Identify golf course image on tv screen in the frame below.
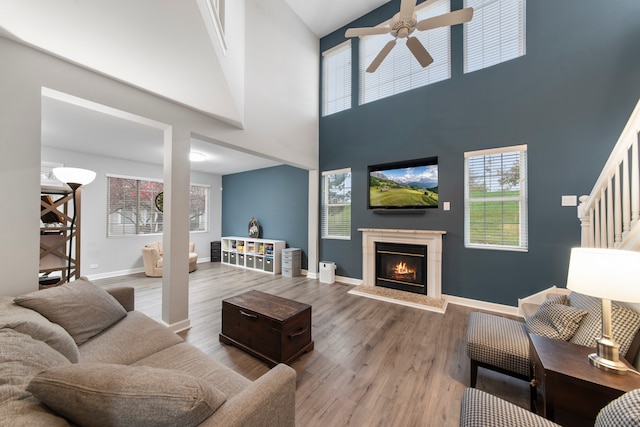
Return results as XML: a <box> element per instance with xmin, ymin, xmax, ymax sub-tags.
<box><xmin>368</xmin><ymin>157</ymin><xmax>438</xmax><ymax>210</ymax></box>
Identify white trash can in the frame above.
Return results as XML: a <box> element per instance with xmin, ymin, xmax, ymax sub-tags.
<box><xmin>319</xmin><ymin>261</ymin><xmax>336</xmax><ymax>284</ymax></box>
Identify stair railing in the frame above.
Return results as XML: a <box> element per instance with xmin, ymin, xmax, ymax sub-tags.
<box><xmin>578</xmin><ymin>99</ymin><xmax>640</xmax><ymax>250</ymax></box>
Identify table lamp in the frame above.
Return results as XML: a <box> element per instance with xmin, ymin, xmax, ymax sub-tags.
<box><xmin>566</xmin><ymin>247</ymin><xmax>640</xmax><ymax>374</ymax></box>
<box><xmin>52</xmin><ymin>167</ymin><xmax>96</xmax><ymax>282</ymax></box>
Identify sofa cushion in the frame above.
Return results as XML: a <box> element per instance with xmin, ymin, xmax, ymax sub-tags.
<box><xmin>0</xmin><ymin>297</ymin><xmax>79</xmax><ymax>363</ymax></box>
<box><xmin>569</xmin><ymin>292</ymin><xmax>640</xmax><ymax>356</ymax></box>
<box><xmin>79</xmin><ymin>311</ymin><xmax>183</xmax><ymax>364</ymax></box>
<box><xmin>0</xmin><ymin>328</ymin><xmax>71</xmax><ymax>426</ymax></box>
<box><xmin>14</xmin><ymin>277</ymin><xmax>127</xmax><ymax>345</ymax></box>
<box><xmin>459</xmin><ymin>387</ymin><xmax>560</xmax><ymax>427</ymax></box>
<box><xmin>28</xmin><ymin>363</ymin><xmax>226</xmax><ymax>427</ymax></box>
<box><xmin>595</xmin><ymin>389</ymin><xmax>640</xmax><ymax>426</ymax></box>
<box><xmin>133</xmin><ymin>342</ymin><xmax>251</xmax><ymax>397</ymax></box>
<box><xmin>526</xmin><ymin>297</ymin><xmax>587</xmax><ymax>341</ymax></box>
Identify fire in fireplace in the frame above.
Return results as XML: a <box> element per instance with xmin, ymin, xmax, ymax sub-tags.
<box><xmin>375</xmin><ymin>242</ymin><xmax>427</xmax><ymax>295</ymax></box>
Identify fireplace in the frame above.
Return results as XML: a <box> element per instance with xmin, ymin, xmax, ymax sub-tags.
<box><xmin>359</xmin><ymin>228</ymin><xmax>446</xmax><ymax>301</ymax></box>
<box><xmin>375</xmin><ymin>243</ymin><xmax>427</xmax><ymax>295</ymax></box>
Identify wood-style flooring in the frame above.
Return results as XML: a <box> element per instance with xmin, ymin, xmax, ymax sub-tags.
<box><xmin>95</xmin><ymin>262</ymin><xmax>529</xmax><ymax>427</ymax></box>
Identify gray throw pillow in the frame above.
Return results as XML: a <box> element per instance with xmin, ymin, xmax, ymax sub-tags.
<box><xmin>526</xmin><ymin>298</ymin><xmax>588</xmax><ymax>341</ymax></box>
<box><xmin>569</xmin><ymin>292</ymin><xmax>640</xmax><ymax>356</ymax></box>
<box><xmin>0</xmin><ymin>297</ymin><xmax>79</xmax><ymax>362</ymax></box>
<box><xmin>27</xmin><ymin>363</ymin><xmax>227</xmax><ymax>427</ymax></box>
<box><xmin>14</xmin><ymin>277</ymin><xmax>127</xmax><ymax>345</ymax></box>
<box><xmin>0</xmin><ymin>328</ymin><xmax>71</xmax><ymax>425</ymax></box>
<box><xmin>595</xmin><ymin>389</ymin><xmax>640</xmax><ymax>426</ymax></box>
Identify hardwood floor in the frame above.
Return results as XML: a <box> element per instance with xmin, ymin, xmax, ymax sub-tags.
<box><xmin>95</xmin><ymin>262</ymin><xmax>529</xmax><ymax>426</ymax></box>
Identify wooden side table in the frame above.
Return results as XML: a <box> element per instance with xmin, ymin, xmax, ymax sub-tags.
<box><xmin>530</xmin><ymin>333</ymin><xmax>640</xmax><ymax>426</ymax></box>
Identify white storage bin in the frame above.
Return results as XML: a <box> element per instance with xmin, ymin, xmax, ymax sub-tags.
<box><xmin>319</xmin><ymin>261</ymin><xmax>336</xmax><ymax>284</ymax></box>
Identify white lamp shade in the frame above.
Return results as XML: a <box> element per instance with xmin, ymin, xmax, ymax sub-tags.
<box><xmin>566</xmin><ymin>247</ymin><xmax>640</xmax><ymax>303</ymax></box>
<box><xmin>52</xmin><ymin>167</ymin><xmax>96</xmax><ymax>186</ymax></box>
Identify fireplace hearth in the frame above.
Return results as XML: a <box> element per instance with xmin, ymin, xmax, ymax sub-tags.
<box><xmin>375</xmin><ymin>242</ymin><xmax>427</xmax><ymax>295</ymax></box>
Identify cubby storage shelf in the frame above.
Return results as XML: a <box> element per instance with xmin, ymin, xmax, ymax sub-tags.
<box><xmin>221</xmin><ymin>237</ymin><xmax>286</xmax><ymax>274</ymax></box>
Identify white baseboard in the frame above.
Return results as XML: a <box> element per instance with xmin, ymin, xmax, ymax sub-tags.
<box><xmin>444</xmin><ymin>295</ymin><xmax>519</xmax><ymax>317</ymax></box>
<box><xmin>161</xmin><ymin>318</ymin><xmax>191</xmax><ymax>333</ymax></box>
<box><xmin>85</xmin><ymin>267</ymin><xmax>145</xmax><ymax>281</ymax></box>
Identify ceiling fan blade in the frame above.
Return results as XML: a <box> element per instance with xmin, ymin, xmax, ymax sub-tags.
<box><xmin>345</xmin><ymin>26</ymin><xmax>391</xmax><ymax>38</ymax></box>
<box><xmin>416</xmin><ymin>7</ymin><xmax>474</xmax><ymax>32</ymax></box>
<box><xmin>406</xmin><ymin>37</ymin><xmax>434</xmax><ymax>68</ymax></box>
<box><xmin>366</xmin><ymin>40</ymin><xmax>397</xmax><ymax>73</ymax></box>
<box><xmin>399</xmin><ymin>0</ymin><xmax>417</xmax><ymax>21</ymax></box>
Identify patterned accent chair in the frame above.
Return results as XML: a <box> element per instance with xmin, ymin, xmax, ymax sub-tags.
<box><xmin>459</xmin><ymin>387</ymin><xmax>640</xmax><ymax>427</ymax></box>
<box><xmin>466</xmin><ymin>292</ymin><xmax>640</xmax><ymax>406</ymax></box>
<box><xmin>141</xmin><ymin>242</ymin><xmax>198</xmax><ymax>277</ymax></box>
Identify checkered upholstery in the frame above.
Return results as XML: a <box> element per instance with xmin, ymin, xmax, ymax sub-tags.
<box><xmin>568</xmin><ymin>292</ymin><xmax>640</xmax><ymax>356</ymax></box>
<box><xmin>459</xmin><ymin>388</ymin><xmax>560</xmax><ymax>427</ymax></box>
<box><xmin>467</xmin><ymin>312</ymin><xmax>531</xmax><ymax>378</ymax></box>
<box><xmin>595</xmin><ymin>389</ymin><xmax>640</xmax><ymax>426</ymax></box>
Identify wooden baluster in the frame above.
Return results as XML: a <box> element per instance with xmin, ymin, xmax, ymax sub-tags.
<box><xmin>594</xmin><ymin>198</ymin><xmax>601</xmax><ymax>248</ymax></box>
<box><xmin>607</xmin><ymin>176</ymin><xmax>614</xmax><ymax>248</ymax></box>
<box><xmin>614</xmin><ymin>164</ymin><xmax>622</xmax><ymax>247</ymax></box>
<box><xmin>622</xmin><ymin>153</ymin><xmax>631</xmax><ymax>240</ymax></box>
<box><xmin>632</xmin><ymin>138</ymin><xmax>639</xmax><ymax>227</ymax></box>
<box><xmin>600</xmin><ymin>189</ymin><xmax>608</xmax><ymax>248</ymax></box>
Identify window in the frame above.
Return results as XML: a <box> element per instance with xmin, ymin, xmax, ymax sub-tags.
<box><xmin>107</xmin><ymin>175</ymin><xmax>209</xmax><ymax>237</ymax></box>
<box><xmin>322</xmin><ymin>41</ymin><xmax>352</xmax><ymax>116</ymax></box>
<box><xmin>464</xmin><ymin>145</ymin><xmax>528</xmax><ymax>251</ymax></box>
<box><xmin>464</xmin><ymin>0</ymin><xmax>526</xmax><ymax>73</ymax></box>
<box><xmin>360</xmin><ymin>0</ymin><xmax>451</xmax><ymax>105</ymax></box>
<box><xmin>321</xmin><ymin>168</ymin><xmax>352</xmax><ymax>239</ymax></box>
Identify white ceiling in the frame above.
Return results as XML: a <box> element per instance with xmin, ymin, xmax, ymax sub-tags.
<box><xmin>2</xmin><ymin>0</ymin><xmax>390</xmax><ymax>175</ymax></box>
<box><xmin>284</xmin><ymin>0</ymin><xmax>389</xmax><ymax>38</ymax></box>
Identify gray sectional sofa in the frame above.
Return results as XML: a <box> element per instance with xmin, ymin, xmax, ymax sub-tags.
<box><xmin>0</xmin><ymin>278</ymin><xmax>296</xmax><ymax>426</ymax></box>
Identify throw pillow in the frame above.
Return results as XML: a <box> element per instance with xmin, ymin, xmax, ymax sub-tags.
<box><xmin>0</xmin><ymin>297</ymin><xmax>79</xmax><ymax>363</ymax></box>
<box><xmin>569</xmin><ymin>292</ymin><xmax>640</xmax><ymax>356</ymax></box>
<box><xmin>0</xmin><ymin>328</ymin><xmax>71</xmax><ymax>426</ymax></box>
<box><xmin>526</xmin><ymin>298</ymin><xmax>588</xmax><ymax>341</ymax></box>
<box><xmin>595</xmin><ymin>389</ymin><xmax>640</xmax><ymax>427</ymax></box>
<box><xmin>14</xmin><ymin>277</ymin><xmax>127</xmax><ymax>345</ymax></box>
<box><xmin>27</xmin><ymin>363</ymin><xmax>227</xmax><ymax>427</ymax></box>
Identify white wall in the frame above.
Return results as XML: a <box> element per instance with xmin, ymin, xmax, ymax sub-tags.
<box><xmin>41</xmin><ymin>147</ymin><xmax>222</xmax><ymax>279</ymax></box>
<box><xmin>0</xmin><ymin>0</ymin><xmax>318</xmax><ymax>297</ymax></box>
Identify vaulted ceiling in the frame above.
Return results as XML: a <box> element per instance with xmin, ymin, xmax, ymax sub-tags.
<box><xmin>0</xmin><ymin>0</ymin><xmax>389</xmax><ymax>174</ymax></box>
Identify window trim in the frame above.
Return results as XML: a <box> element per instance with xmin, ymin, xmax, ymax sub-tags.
<box><xmin>322</xmin><ymin>40</ymin><xmax>352</xmax><ymax>117</ymax></box>
<box><xmin>106</xmin><ymin>174</ymin><xmax>210</xmax><ymax>237</ymax></box>
<box><xmin>321</xmin><ymin>168</ymin><xmax>352</xmax><ymax>240</ymax></box>
<box><xmin>463</xmin><ymin>0</ymin><xmax>527</xmax><ymax>74</ymax></box>
<box><xmin>358</xmin><ymin>0</ymin><xmax>451</xmax><ymax>106</ymax></box>
<box><xmin>464</xmin><ymin>144</ymin><xmax>528</xmax><ymax>252</ymax></box>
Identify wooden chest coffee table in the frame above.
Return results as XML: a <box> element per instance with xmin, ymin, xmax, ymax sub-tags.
<box><xmin>219</xmin><ymin>290</ymin><xmax>314</xmax><ymax>367</ymax></box>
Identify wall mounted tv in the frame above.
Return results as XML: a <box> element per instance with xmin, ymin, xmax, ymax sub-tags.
<box><xmin>368</xmin><ymin>157</ymin><xmax>438</xmax><ymax>210</ymax></box>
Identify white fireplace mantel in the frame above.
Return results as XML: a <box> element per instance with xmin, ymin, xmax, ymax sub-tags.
<box><xmin>359</xmin><ymin>228</ymin><xmax>446</xmax><ymax>299</ymax></box>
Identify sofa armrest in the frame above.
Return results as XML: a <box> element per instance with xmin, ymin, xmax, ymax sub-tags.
<box><xmin>199</xmin><ymin>363</ymin><xmax>296</xmax><ymax>427</ymax></box>
<box><xmin>106</xmin><ymin>286</ymin><xmax>135</xmax><ymax>312</ymax></box>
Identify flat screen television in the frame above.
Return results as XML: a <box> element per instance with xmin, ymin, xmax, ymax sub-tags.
<box><xmin>368</xmin><ymin>157</ymin><xmax>438</xmax><ymax>210</ymax></box>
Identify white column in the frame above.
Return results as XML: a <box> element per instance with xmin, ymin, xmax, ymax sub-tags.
<box><xmin>162</xmin><ymin>126</ymin><xmax>191</xmax><ymax>332</ymax></box>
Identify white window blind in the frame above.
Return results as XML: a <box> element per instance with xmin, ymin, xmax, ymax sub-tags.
<box><xmin>107</xmin><ymin>175</ymin><xmax>209</xmax><ymax>237</ymax></box>
<box><xmin>321</xmin><ymin>168</ymin><xmax>352</xmax><ymax>240</ymax></box>
<box><xmin>360</xmin><ymin>0</ymin><xmax>451</xmax><ymax>105</ymax></box>
<box><xmin>464</xmin><ymin>145</ymin><xmax>528</xmax><ymax>251</ymax></box>
<box><xmin>463</xmin><ymin>0</ymin><xmax>526</xmax><ymax>73</ymax></box>
<box><xmin>322</xmin><ymin>41</ymin><xmax>352</xmax><ymax>116</ymax></box>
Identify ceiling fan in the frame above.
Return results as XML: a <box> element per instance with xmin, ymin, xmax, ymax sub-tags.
<box><xmin>345</xmin><ymin>0</ymin><xmax>474</xmax><ymax>73</ymax></box>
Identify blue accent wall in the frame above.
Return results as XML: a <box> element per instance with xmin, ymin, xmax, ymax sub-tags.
<box><xmin>222</xmin><ymin>165</ymin><xmax>309</xmax><ymax>268</ymax></box>
<box><xmin>320</xmin><ymin>0</ymin><xmax>640</xmax><ymax>305</ymax></box>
